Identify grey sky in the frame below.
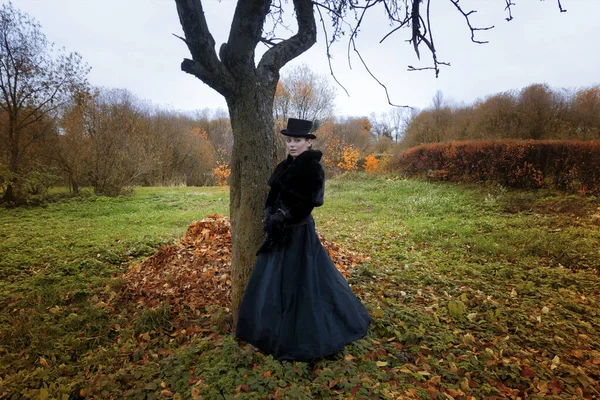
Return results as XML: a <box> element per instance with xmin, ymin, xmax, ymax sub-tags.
<box><xmin>12</xmin><ymin>0</ymin><xmax>600</xmax><ymax>117</ymax></box>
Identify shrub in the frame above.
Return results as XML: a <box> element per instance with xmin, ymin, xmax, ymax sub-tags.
<box><xmin>363</xmin><ymin>154</ymin><xmax>379</xmax><ymax>173</ymax></box>
<box><xmin>214</xmin><ymin>162</ymin><xmax>231</xmax><ymax>187</ymax></box>
<box><xmin>0</xmin><ymin>164</ymin><xmax>60</xmax><ymax>205</ymax></box>
<box><xmin>337</xmin><ymin>145</ymin><xmax>360</xmax><ymax>172</ymax></box>
<box><xmin>391</xmin><ymin>140</ymin><xmax>600</xmax><ymax>194</ymax></box>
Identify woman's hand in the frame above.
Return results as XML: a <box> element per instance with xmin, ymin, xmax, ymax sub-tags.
<box><xmin>263</xmin><ymin>208</ymin><xmax>273</xmax><ymax>233</ymax></box>
<box><xmin>268</xmin><ymin>211</ymin><xmax>285</xmax><ymax>234</ymax></box>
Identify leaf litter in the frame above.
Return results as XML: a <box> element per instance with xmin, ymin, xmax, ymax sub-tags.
<box><xmin>122</xmin><ymin>214</ymin><xmax>367</xmax><ymax>314</ymax></box>
<box><xmin>116</xmin><ymin>213</ymin><xmax>600</xmax><ymax>399</ymax></box>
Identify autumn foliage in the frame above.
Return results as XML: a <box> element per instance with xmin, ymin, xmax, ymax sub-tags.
<box><xmin>214</xmin><ymin>162</ymin><xmax>231</xmax><ymax>187</ymax></box>
<box><xmin>363</xmin><ymin>154</ymin><xmax>379</xmax><ymax>173</ymax></box>
<box><xmin>392</xmin><ymin>140</ymin><xmax>600</xmax><ymax>193</ymax></box>
<box><xmin>338</xmin><ymin>146</ymin><xmax>360</xmax><ymax>172</ymax></box>
<box><xmin>122</xmin><ymin>215</ymin><xmax>367</xmax><ymax>314</ymax></box>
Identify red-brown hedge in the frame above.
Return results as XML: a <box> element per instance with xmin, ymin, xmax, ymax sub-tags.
<box><xmin>392</xmin><ymin>140</ymin><xmax>600</xmax><ymax>194</ymax></box>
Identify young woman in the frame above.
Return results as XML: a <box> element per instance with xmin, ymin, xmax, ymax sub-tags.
<box><xmin>235</xmin><ymin>118</ymin><xmax>371</xmax><ymax>361</ymax></box>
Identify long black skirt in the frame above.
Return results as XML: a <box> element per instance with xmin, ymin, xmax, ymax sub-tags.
<box><xmin>235</xmin><ymin>216</ymin><xmax>371</xmax><ymax>361</ymax></box>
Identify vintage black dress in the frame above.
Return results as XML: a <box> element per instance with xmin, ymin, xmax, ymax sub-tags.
<box><xmin>235</xmin><ymin>150</ymin><xmax>371</xmax><ymax>361</ymax></box>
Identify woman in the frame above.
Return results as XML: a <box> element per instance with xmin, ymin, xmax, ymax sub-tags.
<box><xmin>235</xmin><ymin>118</ymin><xmax>371</xmax><ymax>361</ymax></box>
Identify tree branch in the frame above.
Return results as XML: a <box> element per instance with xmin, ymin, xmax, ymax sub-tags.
<box><xmin>174</xmin><ymin>0</ymin><xmax>233</xmax><ymax>96</ymax></box>
<box><xmin>315</xmin><ymin>4</ymin><xmax>350</xmax><ymax>97</ymax></box>
<box><xmin>447</xmin><ymin>0</ymin><xmax>494</xmax><ymax>45</ymax></box>
<box><xmin>557</xmin><ymin>0</ymin><xmax>567</xmax><ymax>13</ymax></box>
<box><xmin>504</xmin><ymin>1</ymin><xmax>515</xmax><ymax>22</ymax></box>
<box><xmin>257</xmin><ymin>0</ymin><xmax>317</xmax><ymax>83</ymax></box>
<box><xmin>223</xmin><ymin>0</ymin><xmax>271</xmax><ymax>68</ymax></box>
<box><xmin>350</xmin><ymin>36</ymin><xmax>410</xmax><ymax>108</ymax></box>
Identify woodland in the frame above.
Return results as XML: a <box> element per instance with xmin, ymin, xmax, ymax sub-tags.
<box><xmin>1</xmin><ymin>1</ymin><xmax>600</xmax><ymax>398</ymax></box>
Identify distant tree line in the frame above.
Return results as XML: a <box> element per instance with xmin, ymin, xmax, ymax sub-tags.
<box><xmin>401</xmin><ymin>85</ymin><xmax>600</xmax><ymax>149</ymax></box>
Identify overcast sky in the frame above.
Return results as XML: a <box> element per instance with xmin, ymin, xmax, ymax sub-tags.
<box><xmin>12</xmin><ymin>0</ymin><xmax>600</xmax><ymax>117</ymax></box>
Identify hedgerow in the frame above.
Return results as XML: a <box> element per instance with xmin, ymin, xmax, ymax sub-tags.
<box><xmin>392</xmin><ymin>140</ymin><xmax>600</xmax><ymax>194</ymax></box>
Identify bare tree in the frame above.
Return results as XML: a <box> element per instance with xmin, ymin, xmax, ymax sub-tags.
<box><xmin>430</xmin><ymin>90</ymin><xmax>452</xmax><ymax>142</ymax></box>
<box><xmin>518</xmin><ymin>84</ymin><xmax>557</xmax><ymax>140</ymax></box>
<box><xmin>274</xmin><ymin>64</ymin><xmax>336</xmax><ymax>123</ymax></box>
<box><xmin>273</xmin><ymin>64</ymin><xmax>336</xmax><ymax>159</ymax></box>
<box><xmin>174</xmin><ymin>0</ymin><xmax>570</xmax><ymax>318</ymax></box>
<box><xmin>571</xmin><ymin>86</ymin><xmax>600</xmax><ymax>140</ymax></box>
<box><xmin>55</xmin><ymin>92</ymin><xmax>94</xmax><ymax>194</ymax></box>
<box><xmin>82</xmin><ymin>89</ymin><xmax>151</xmax><ymax>196</ymax></box>
<box><xmin>0</xmin><ymin>2</ymin><xmax>88</xmax><ymax>203</ymax></box>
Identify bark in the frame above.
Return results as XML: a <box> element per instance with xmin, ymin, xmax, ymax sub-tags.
<box><xmin>226</xmin><ymin>79</ymin><xmax>276</xmax><ymax>319</ymax></box>
<box><xmin>2</xmin><ymin>119</ymin><xmax>18</xmax><ymax>203</ymax></box>
<box><xmin>2</xmin><ymin>184</ymin><xmax>15</xmax><ymax>203</ymax></box>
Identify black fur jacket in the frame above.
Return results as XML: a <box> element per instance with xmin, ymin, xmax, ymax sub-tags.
<box><xmin>264</xmin><ymin>149</ymin><xmax>325</xmax><ymax>224</ymax></box>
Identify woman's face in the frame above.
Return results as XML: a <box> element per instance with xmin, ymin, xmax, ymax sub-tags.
<box><xmin>286</xmin><ymin>137</ymin><xmax>312</xmax><ymax>157</ymax></box>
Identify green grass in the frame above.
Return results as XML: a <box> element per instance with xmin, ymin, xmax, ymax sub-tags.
<box><xmin>1</xmin><ymin>177</ymin><xmax>599</xmax><ymax>399</ymax></box>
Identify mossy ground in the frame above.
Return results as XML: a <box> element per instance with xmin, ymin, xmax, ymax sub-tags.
<box><xmin>0</xmin><ymin>176</ymin><xmax>598</xmax><ymax>399</ymax></box>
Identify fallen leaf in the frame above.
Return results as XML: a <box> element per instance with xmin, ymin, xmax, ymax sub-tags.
<box><xmin>119</xmin><ymin>215</ymin><xmax>366</xmax><ymax>315</ymax></box>
<box><xmin>520</xmin><ymin>367</ymin><xmax>535</xmax><ymax>378</ymax></box>
<box><xmin>191</xmin><ymin>387</ymin><xmax>201</xmax><ymax>400</ymax></box>
<box><xmin>39</xmin><ymin>389</ymin><xmax>49</xmax><ymax>400</ymax></box>
<box><xmin>550</xmin><ymin>355</ymin><xmax>560</xmax><ymax>370</ymax></box>
<box><xmin>571</xmin><ymin>349</ymin><xmax>584</xmax><ymax>359</ymax></box>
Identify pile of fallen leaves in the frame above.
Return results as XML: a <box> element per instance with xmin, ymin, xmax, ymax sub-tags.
<box><xmin>122</xmin><ymin>214</ymin><xmax>367</xmax><ymax>313</ymax></box>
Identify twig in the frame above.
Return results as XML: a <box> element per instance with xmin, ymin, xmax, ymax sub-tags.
<box><xmin>350</xmin><ymin>36</ymin><xmax>410</xmax><ymax>108</ymax></box>
<box><xmin>503</xmin><ymin>1</ymin><xmax>515</xmax><ymax>21</ymax></box>
<box><xmin>315</xmin><ymin>4</ymin><xmax>350</xmax><ymax>97</ymax></box>
<box><xmin>447</xmin><ymin>0</ymin><xmax>494</xmax><ymax>44</ymax></box>
<box><xmin>172</xmin><ymin>33</ymin><xmax>187</xmax><ymax>44</ymax></box>
<box><xmin>346</xmin><ymin>0</ymin><xmax>372</xmax><ymax>69</ymax></box>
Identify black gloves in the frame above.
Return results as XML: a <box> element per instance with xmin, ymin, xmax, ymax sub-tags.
<box><xmin>258</xmin><ymin>208</ymin><xmax>290</xmax><ymax>254</ymax></box>
<box><xmin>263</xmin><ymin>208</ymin><xmax>273</xmax><ymax>233</ymax></box>
<box><xmin>268</xmin><ymin>211</ymin><xmax>286</xmax><ymax>237</ymax></box>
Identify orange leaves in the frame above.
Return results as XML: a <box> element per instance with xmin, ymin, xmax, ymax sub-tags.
<box><xmin>122</xmin><ymin>214</ymin><xmax>232</xmax><ymax>312</ymax></box>
<box><xmin>520</xmin><ymin>366</ymin><xmax>536</xmax><ymax>378</ymax></box>
<box><xmin>214</xmin><ymin>162</ymin><xmax>231</xmax><ymax>186</ymax></box>
<box><xmin>393</xmin><ymin>140</ymin><xmax>600</xmax><ymax>194</ymax></box>
<box><xmin>190</xmin><ymin>127</ymin><xmax>209</xmax><ymax>140</ymax></box>
<box><xmin>337</xmin><ymin>146</ymin><xmax>359</xmax><ymax>172</ymax></box>
<box><xmin>121</xmin><ymin>215</ymin><xmax>365</xmax><ymax>312</ymax></box>
<box><xmin>363</xmin><ymin>154</ymin><xmax>379</xmax><ymax>173</ymax></box>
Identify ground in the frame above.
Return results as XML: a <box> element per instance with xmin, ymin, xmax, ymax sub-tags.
<box><xmin>0</xmin><ymin>176</ymin><xmax>599</xmax><ymax>399</ymax></box>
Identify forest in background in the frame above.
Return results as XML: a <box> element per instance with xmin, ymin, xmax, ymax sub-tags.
<box><xmin>2</xmin><ymin>2</ymin><xmax>600</xmax><ymax>205</ymax></box>
<box><xmin>3</xmin><ymin>68</ymin><xmax>599</xmax><ymax>204</ymax></box>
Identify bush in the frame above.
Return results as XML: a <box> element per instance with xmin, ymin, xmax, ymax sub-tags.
<box><xmin>391</xmin><ymin>140</ymin><xmax>600</xmax><ymax>194</ymax></box>
<box><xmin>0</xmin><ymin>164</ymin><xmax>61</xmax><ymax>205</ymax></box>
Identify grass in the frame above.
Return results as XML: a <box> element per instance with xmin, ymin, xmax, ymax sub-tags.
<box><xmin>0</xmin><ymin>176</ymin><xmax>599</xmax><ymax>399</ymax></box>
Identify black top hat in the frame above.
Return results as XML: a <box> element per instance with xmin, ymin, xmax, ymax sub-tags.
<box><xmin>280</xmin><ymin>118</ymin><xmax>316</xmax><ymax>139</ymax></box>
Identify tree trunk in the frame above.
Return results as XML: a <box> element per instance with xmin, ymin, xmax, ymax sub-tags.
<box><xmin>226</xmin><ymin>81</ymin><xmax>276</xmax><ymax>322</ymax></box>
<box><xmin>2</xmin><ymin>120</ymin><xmax>19</xmax><ymax>204</ymax></box>
<box><xmin>2</xmin><ymin>183</ymin><xmax>16</xmax><ymax>203</ymax></box>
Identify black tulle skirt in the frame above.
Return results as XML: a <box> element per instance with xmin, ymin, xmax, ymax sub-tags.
<box><xmin>235</xmin><ymin>216</ymin><xmax>371</xmax><ymax>361</ymax></box>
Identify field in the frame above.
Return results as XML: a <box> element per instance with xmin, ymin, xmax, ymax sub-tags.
<box><xmin>0</xmin><ymin>176</ymin><xmax>599</xmax><ymax>399</ymax></box>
